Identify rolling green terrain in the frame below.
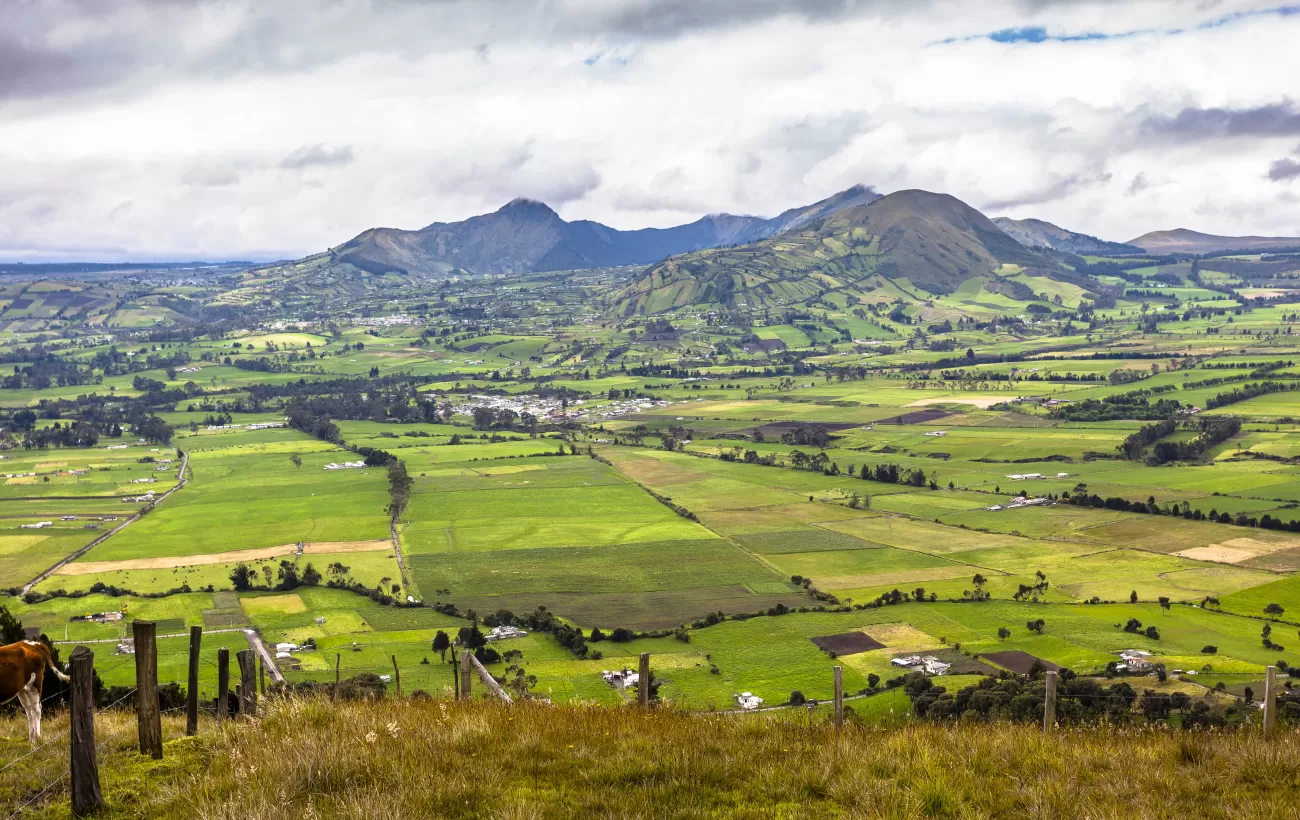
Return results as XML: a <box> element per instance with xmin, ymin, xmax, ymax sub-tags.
<box><xmin>4</xmin><ymin>192</ymin><xmax>1300</xmax><ymax>731</ymax></box>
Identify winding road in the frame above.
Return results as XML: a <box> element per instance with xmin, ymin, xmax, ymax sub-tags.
<box><xmin>21</xmin><ymin>450</ymin><xmax>191</xmax><ymax>595</ymax></box>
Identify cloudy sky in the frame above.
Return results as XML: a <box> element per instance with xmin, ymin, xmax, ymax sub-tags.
<box><xmin>3</xmin><ymin>0</ymin><xmax>1300</xmax><ymax>261</ymax></box>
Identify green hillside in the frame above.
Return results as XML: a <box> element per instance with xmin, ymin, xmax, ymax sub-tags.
<box><xmin>614</xmin><ymin>190</ymin><xmax>1080</xmax><ymax>315</ymax></box>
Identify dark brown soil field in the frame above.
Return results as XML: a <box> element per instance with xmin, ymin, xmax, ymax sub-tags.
<box><xmin>811</xmin><ymin>631</ymin><xmax>885</xmax><ymax>656</ymax></box>
<box><xmin>878</xmin><ymin>408</ymin><xmax>954</xmax><ymax>425</ymax></box>
<box><xmin>979</xmin><ymin>649</ymin><xmax>1061</xmax><ymax>675</ymax></box>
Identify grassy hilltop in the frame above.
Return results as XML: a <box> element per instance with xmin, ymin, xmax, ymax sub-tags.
<box><xmin>4</xmin><ymin>698</ymin><xmax>1299</xmax><ymax>819</ymax></box>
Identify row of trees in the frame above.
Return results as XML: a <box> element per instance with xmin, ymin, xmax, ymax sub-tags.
<box><xmin>1204</xmin><ymin>380</ymin><xmax>1300</xmax><ymax>410</ymax></box>
<box><xmin>905</xmin><ymin>668</ymin><xmax>1233</xmax><ymax>727</ymax></box>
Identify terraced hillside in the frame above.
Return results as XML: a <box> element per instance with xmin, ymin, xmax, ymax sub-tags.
<box><xmin>614</xmin><ymin>190</ymin><xmax>1083</xmax><ymax>314</ymax></box>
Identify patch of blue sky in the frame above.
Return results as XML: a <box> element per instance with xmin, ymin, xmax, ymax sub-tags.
<box><xmin>938</xmin><ymin>4</ymin><xmax>1300</xmax><ymax>46</ymax></box>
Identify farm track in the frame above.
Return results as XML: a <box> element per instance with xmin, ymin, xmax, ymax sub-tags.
<box><xmin>391</xmin><ymin>517</ymin><xmax>411</xmax><ymax>595</ymax></box>
<box><xmin>0</xmin><ymin>495</ymin><xmax>138</xmax><ymax>501</ymax></box>
<box><xmin>19</xmin><ymin>451</ymin><xmax>191</xmax><ymax>595</ymax></box>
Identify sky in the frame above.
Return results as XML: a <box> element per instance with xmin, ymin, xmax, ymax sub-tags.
<box><xmin>2</xmin><ymin>0</ymin><xmax>1300</xmax><ymax>262</ymax></box>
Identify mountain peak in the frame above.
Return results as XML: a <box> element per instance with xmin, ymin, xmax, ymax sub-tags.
<box><xmin>498</xmin><ymin>197</ymin><xmax>559</xmax><ymax>217</ymax></box>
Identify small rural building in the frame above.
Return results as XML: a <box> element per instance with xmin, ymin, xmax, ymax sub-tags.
<box><xmin>735</xmin><ymin>692</ymin><xmax>764</xmax><ymax>710</ymax></box>
<box><xmin>890</xmin><ymin>656</ymin><xmax>952</xmax><ymax>675</ymax></box>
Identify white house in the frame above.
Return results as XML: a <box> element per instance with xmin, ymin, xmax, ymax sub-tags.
<box><xmin>735</xmin><ymin>692</ymin><xmax>764</xmax><ymax>710</ymax></box>
<box><xmin>890</xmin><ymin>656</ymin><xmax>952</xmax><ymax>675</ymax></box>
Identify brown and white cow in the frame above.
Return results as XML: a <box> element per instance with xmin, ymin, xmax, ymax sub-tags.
<box><xmin>1</xmin><ymin>640</ymin><xmax>70</xmax><ymax>744</ymax></box>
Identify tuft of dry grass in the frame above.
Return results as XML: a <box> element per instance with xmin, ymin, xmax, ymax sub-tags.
<box><xmin>4</xmin><ymin>700</ymin><xmax>1300</xmax><ymax>818</ymax></box>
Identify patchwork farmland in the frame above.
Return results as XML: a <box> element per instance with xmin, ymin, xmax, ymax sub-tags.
<box><xmin>6</xmin><ymin>247</ymin><xmax>1300</xmax><ymax>732</ymax></box>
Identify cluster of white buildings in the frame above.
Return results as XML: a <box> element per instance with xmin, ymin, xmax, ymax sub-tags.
<box><xmin>486</xmin><ymin>625</ymin><xmax>528</xmax><ymax>641</ymax></box>
<box><xmin>1004</xmin><ymin>472</ymin><xmax>1071</xmax><ymax>480</ymax></box>
<box><xmin>452</xmin><ymin>393</ymin><xmax>582</xmax><ymax>422</ymax></box>
<box><xmin>601</xmin><ymin>669</ymin><xmax>640</xmax><ymax>689</ymax></box>
<box><xmin>20</xmin><ymin>521</ymin><xmax>53</xmax><ymax>529</ymax></box>
<box><xmin>347</xmin><ymin>314</ymin><xmax>417</xmax><ymax>326</ymax></box>
<box><xmin>987</xmin><ymin>496</ymin><xmax>1052</xmax><ymax>512</ymax></box>
<box><xmin>122</xmin><ymin>490</ymin><xmax>156</xmax><ymax>503</ymax></box>
<box><xmin>891</xmin><ymin>656</ymin><xmax>953</xmax><ymax>675</ymax></box>
<box><xmin>1115</xmin><ymin>649</ymin><xmax>1153</xmax><ymax>672</ymax></box>
<box><xmin>4</xmin><ymin>471</ymin><xmax>36</xmax><ymax>478</ymax></box>
<box><xmin>274</xmin><ymin>641</ymin><xmax>316</xmax><ymax>660</ymax></box>
<box><xmin>246</xmin><ymin>421</ymin><xmax>286</xmax><ymax>430</ymax></box>
<box><xmin>323</xmin><ymin>461</ymin><xmax>366</xmax><ymax>470</ymax></box>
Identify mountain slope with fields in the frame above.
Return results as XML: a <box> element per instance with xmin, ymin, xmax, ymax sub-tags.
<box><xmin>1127</xmin><ymin>228</ymin><xmax>1300</xmax><ymax>254</ymax></box>
<box><xmin>993</xmin><ymin>217</ymin><xmax>1143</xmax><ymax>255</ymax></box>
<box><xmin>614</xmin><ymin>189</ymin><xmax>1075</xmax><ymax>314</ymax></box>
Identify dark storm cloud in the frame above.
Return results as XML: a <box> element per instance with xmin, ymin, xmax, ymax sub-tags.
<box><xmin>280</xmin><ymin>144</ymin><xmax>355</xmax><ymax>170</ymax></box>
<box><xmin>981</xmin><ymin>171</ymin><xmax>1111</xmax><ymax>211</ymax></box>
<box><xmin>1140</xmin><ymin>100</ymin><xmax>1300</xmax><ymax>140</ymax></box>
<box><xmin>1270</xmin><ymin>155</ymin><xmax>1300</xmax><ymax>182</ymax></box>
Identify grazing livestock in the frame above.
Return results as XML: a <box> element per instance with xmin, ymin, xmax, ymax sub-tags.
<box><xmin>1</xmin><ymin>640</ymin><xmax>70</xmax><ymax>744</ymax></box>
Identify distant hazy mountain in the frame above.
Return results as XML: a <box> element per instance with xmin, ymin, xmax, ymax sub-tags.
<box><xmin>615</xmin><ymin>190</ymin><xmax>1066</xmax><ymax>314</ymax></box>
<box><xmin>1126</xmin><ymin>228</ymin><xmax>1300</xmax><ymax>255</ymax></box>
<box><xmin>993</xmin><ymin>217</ymin><xmax>1143</xmax><ymax>256</ymax></box>
<box><xmin>299</xmin><ymin>185</ymin><xmax>882</xmax><ymax>278</ymax></box>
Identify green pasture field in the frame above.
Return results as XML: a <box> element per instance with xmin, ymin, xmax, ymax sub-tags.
<box><xmin>79</xmin><ymin>443</ymin><xmax>390</xmax><ymax>562</ymax></box>
<box><xmin>401</xmin><ymin>454</ymin><xmax>712</xmax><ymax>554</ymax></box>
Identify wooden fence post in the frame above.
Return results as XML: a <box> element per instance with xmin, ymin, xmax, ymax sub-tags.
<box><xmin>258</xmin><ymin>657</ymin><xmax>265</xmax><ymax>696</ymax></box>
<box><xmin>236</xmin><ymin>649</ymin><xmax>256</xmax><ymax>718</ymax></box>
<box><xmin>833</xmin><ymin>665</ymin><xmax>844</xmax><ymax>728</ymax></box>
<box><xmin>69</xmin><ymin>646</ymin><xmax>103</xmax><ymax>817</ymax></box>
<box><xmin>186</xmin><ymin>625</ymin><xmax>201</xmax><ymax>736</ymax></box>
<box><xmin>391</xmin><ymin>654</ymin><xmax>402</xmax><ymax>698</ymax></box>
<box><xmin>132</xmin><ymin>620</ymin><xmax>162</xmax><ymax>759</ymax></box>
<box><xmin>1264</xmin><ymin>665</ymin><xmax>1278</xmax><ymax>737</ymax></box>
<box><xmin>459</xmin><ymin>650</ymin><xmax>472</xmax><ymax>701</ymax></box>
<box><xmin>216</xmin><ymin>647</ymin><xmax>229</xmax><ymax>722</ymax></box>
<box><xmin>451</xmin><ymin>651</ymin><xmax>460</xmax><ymax>699</ymax></box>
<box><xmin>638</xmin><ymin>652</ymin><xmax>650</xmax><ymax>708</ymax></box>
<box><xmin>1043</xmin><ymin>670</ymin><xmax>1058</xmax><ymax>734</ymax></box>
<box><xmin>465</xmin><ymin>651</ymin><xmax>513</xmax><ymax>703</ymax></box>
<box><xmin>334</xmin><ymin>653</ymin><xmax>340</xmax><ymax>701</ymax></box>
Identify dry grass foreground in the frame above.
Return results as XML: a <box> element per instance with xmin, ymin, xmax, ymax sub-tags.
<box><xmin>53</xmin><ymin>539</ymin><xmax>392</xmax><ymax>575</ymax></box>
<box><xmin>4</xmin><ymin>699</ymin><xmax>1300</xmax><ymax>818</ymax></box>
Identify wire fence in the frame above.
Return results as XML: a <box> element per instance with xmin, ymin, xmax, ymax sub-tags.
<box><xmin>2</xmin><ymin>768</ymin><xmax>67</xmax><ymax>820</ymax></box>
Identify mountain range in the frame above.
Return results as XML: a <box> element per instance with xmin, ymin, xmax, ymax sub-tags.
<box><xmin>992</xmin><ymin>217</ymin><xmax>1144</xmax><ymax>256</ymax></box>
<box><xmin>252</xmin><ymin>185</ymin><xmax>1300</xmax><ymax>315</ymax></box>
<box><xmin>1124</xmin><ymin>229</ymin><xmax>1300</xmax><ymax>255</ymax></box>
<box><xmin>322</xmin><ymin>185</ymin><xmax>882</xmax><ymax>277</ymax></box>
